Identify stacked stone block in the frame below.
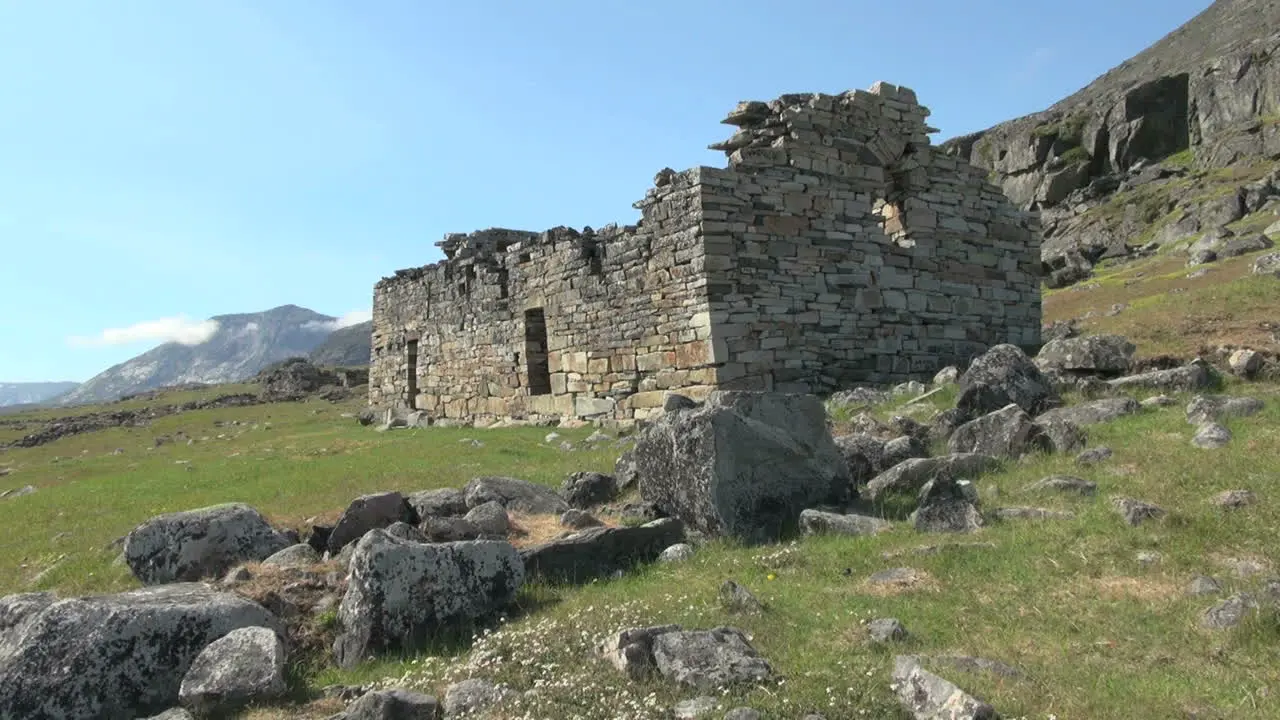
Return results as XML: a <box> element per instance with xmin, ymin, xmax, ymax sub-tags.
<box><xmin>369</xmin><ymin>81</ymin><xmax>1041</xmax><ymax>424</ymax></box>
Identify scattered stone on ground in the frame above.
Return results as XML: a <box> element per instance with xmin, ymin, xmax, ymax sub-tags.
<box><xmin>673</xmin><ymin>696</ymin><xmax>719</xmax><ymax>719</ymax></box>
<box><xmin>464</xmin><ymin>476</ymin><xmax>570</xmax><ymax>515</ymax></box>
<box><xmin>1025</xmin><ymin>475</ymin><xmax>1098</xmax><ymax>496</ymax></box>
<box><xmin>1191</xmin><ymin>422</ymin><xmax>1233</xmax><ymax>449</ymax></box>
<box><xmin>1228</xmin><ymin>349</ymin><xmax>1265</xmax><ymax>378</ymax></box>
<box><xmin>1186</xmin><ymin>395</ymin><xmax>1264</xmax><ymax>425</ymax></box>
<box><xmin>1200</xmin><ymin>593</ymin><xmax>1260</xmax><ymax>630</ymax></box>
<box><xmin>519</xmin><ymin>518</ymin><xmax>684</xmax><ymax>584</ymax></box>
<box><xmin>718</xmin><ymin>580</ymin><xmax>765</xmax><ymax>614</ymax></box>
<box><xmin>659</xmin><ymin>543</ymin><xmax>695</xmax><ymax>563</ymax></box>
<box><xmin>1136</xmin><ymin>551</ymin><xmax>1163</xmax><ymax>568</ymax></box>
<box><xmin>723</xmin><ymin>708</ymin><xmax>763</xmax><ymax>720</ymax></box>
<box><xmin>947</xmin><ymin>404</ymin><xmax>1048</xmax><ymax>459</ymax></box>
<box><xmin>343</xmin><ymin>688</ymin><xmax>442</xmax><ymax>720</ymax></box>
<box><xmin>911</xmin><ymin>474</ymin><xmax>983</xmax><ymax>533</ymax></box>
<box><xmin>1211</xmin><ymin>489</ymin><xmax>1257</xmax><ymax>509</ymax></box>
<box><xmin>798</xmin><ymin>509</ymin><xmax>894</xmax><ymax>537</ymax></box>
<box><xmin>651</xmin><ymin>627</ymin><xmax>774</xmax><ymax>691</ymax></box>
<box><xmin>1037</xmin><ymin>397</ymin><xmax>1140</xmax><ymax>427</ymax></box>
<box><xmin>1112</xmin><ymin>497</ymin><xmax>1167</xmax><ymax>526</ymax></box>
<box><xmin>1107</xmin><ymin>360</ymin><xmax>1213</xmax><ymax>392</ymax></box>
<box><xmin>1187</xmin><ymin>576</ymin><xmax>1223</xmax><ymax>597</ymax></box>
<box><xmin>177</xmin><ymin>626</ymin><xmax>287</xmax><ymax>716</ymax></box>
<box><xmin>865</xmin><ymin>454</ymin><xmax>999</xmax><ymax>501</ymax></box>
<box><xmin>1075</xmin><ymin>446</ymin><xmax>1113</xmax><ymax>465</ymax></box>
<box><xmin>560</xmin><ymin>509</ymin><xmax>603</xmax><ymax>529</ymax></box>
<box><xmin>867</xmin><ymin>618</ymin><xmax>909</xmax><ymax>644</ymax></box>
<box><xmin>442</xmin><ymin>678</ymin><xmax>515</xmax><ymax>718</ymax></box>
<box><xmin>562</xmin><ymin>471</ymin><xmax>618</xmax><ymax>509</ymax></box>
<box><xmin>890</xmin><ymin>655</ymin><xmax>997</xmax><ymax>720</ymax></box>
<box><xmin>957</xmin><ymin>344</ymin><xmax>1058</xmax><ymax>416</ymax></box>
<box><xmin>995</xmin><ymin>507</ymin><xmax>1076</xmax><ymax>521</ymax></box>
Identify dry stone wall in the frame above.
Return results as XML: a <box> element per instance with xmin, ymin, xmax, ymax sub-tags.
<box><xmin>370</xmin><ymin>81</ymin><xmax>1041</xmax><ymax>424</ymax></box>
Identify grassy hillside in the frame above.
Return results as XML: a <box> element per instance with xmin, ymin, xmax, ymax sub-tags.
<box><xmin>3</xmin><ymin>372</ymin><xmax>1279</xmax><ymax>719</ymax></box>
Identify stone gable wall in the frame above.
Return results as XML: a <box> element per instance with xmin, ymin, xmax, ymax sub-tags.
<box><xmin>369</xmin><ymin>81</ymin><xmax>1041</xmax><ymax>425</ymax></box>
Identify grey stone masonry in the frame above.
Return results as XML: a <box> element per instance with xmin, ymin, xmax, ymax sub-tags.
<box><xmin>369</xmin><ymin>81</ymin><xmax>1041</xmax><ymax>425</ymax></box>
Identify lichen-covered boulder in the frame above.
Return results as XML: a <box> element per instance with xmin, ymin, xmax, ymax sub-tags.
<box><xmin>520</xmin><ymin>518</ymin><xmax>685</xmax><ymax>584</ymax></box>
<box><xmin>0</xmin><ymin>583</ymin><xmax>281</xmax><ymax>719</ymax></box>
<box><xmin>328</xmin><ymin>492</ymin><xmax>418</xmax><ymax>555</ymax></box>
<box><xmin>651</xmin><ymin>627</ymin><xmax>773</xmax><ymax>690</ymax></box>
<box><xmin>959</xmin><ymin>344</ymin><xmax>1057</xmax><ymax>416</ymax></box>
<box><xmin>344</xmin><ymin>688</ymin><xmax>442</xmax><ymax>719</ymax></box>
<box><xmin>865</xmin><ymin>454</ymin><xmax>1000</xmax><ymax>501</ymax></box>
<box><xmin>891</xmin><ymin>655</ymin><xmax>996</xmax><ymax>719</ymax></box>
<box><xmin>562</xmin><ymin>471</ymin><xmax>619</xmax><ymax>509</ymax></box>
<box><xmin>261</xmin><ymin>543</ymin><xmax>321</xmax><ymax>568</ymax></box>
<box><xmin>178</xmin><ymin>626</ymin><xmax>287</xmax><ymax>716</ymax></box>
<box><xmin>1035</xmin><ymin>397</ymin><xmax>1140</xmax><ymax>427</ymax></box>
<box><xmin>124</xmin><ymin>503</ymin><xmax>293</xmax><ymax>585</ymax></box>
<box><xmin>463</xmin><ymin>476</ymin><xmax>569</xmax><ymax>514</ymax></box>
<box><xmin>333</xmin><ymin>531</ymin><xmax>524</xmax><ymax>669</ymax></box>
<box><xmin>947</xmin><ymin>404</ymin><xmax>1047</xmax><ymax>459</ymax></box>
<box><xmin>407</xmin><ymin>488</ymin><xmax>468</xmax><ymax>519</ymax></box>
<box><xmin>1035</xmin><ymin>334</ymin><xmax>1136</xmax><ymax>375</ymax></box>
<box><xmin>634</xmin><ymin>392</ymin><xmax>851</xmax><ymax>543</ymax></box>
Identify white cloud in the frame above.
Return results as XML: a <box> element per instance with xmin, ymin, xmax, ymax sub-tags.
<box><xmin>68</xmin><ymin>315</ymin><xmax>221</xmax><ymax>348</ymax></box>
<box><xmin>302</xmin><ymin>309</ymin><xmax>372</xmax><ymax>332</ymax></box>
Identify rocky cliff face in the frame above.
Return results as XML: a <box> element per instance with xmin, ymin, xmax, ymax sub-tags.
<box><xmin>58</xmin><ymin>305</ymin><xmax>338</xmax><ymax>406</ymax></box>
<box><xmin>943</xmin><ymin>0</ymin><xmax>1280</xmax><ymax>287</ymax></box>
<box><xmin>307</xmin><ymin>320</ymin><xmax>372</xmax><ymax>367</ymax></box>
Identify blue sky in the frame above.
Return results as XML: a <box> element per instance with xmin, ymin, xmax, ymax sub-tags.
<box><xmin>0</xmin><ymin>0</ymin><xmax>1210</xmax><ymax>383</ymax></box>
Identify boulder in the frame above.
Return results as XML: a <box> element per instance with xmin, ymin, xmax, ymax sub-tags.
<box><xmin>328</xmin><ymin>492</ymin><xmax>418</xmax><ymax>555</ymax></box>
<box><xmin>124</xmin><ymin>503</ymin><xmax>293</xmax><ymax>585</ymax></box>
<box><xmin>947</xmin><ymin>404</ymin><xmax>1047</xmax><ymax>459</ymax></box>
<box><xmin>674</xmin><ymin>696</ymin><xmax>718</xmax><ymax>719</ymax></box>
<box><xmin>867</xmin><ymin>618</ymin><xmax>909</xmax><ymax>644</ymax></box>
<box><xmin>385</xmin><ymin>521</ymin><xmax>426</xmax><ymax>543</ymax></box>
<box><xmin>598</xmin><ymin>624</ymin><xmax>683</xmax><ymax>680</ymax></box>
<box><xmin>0</xmin><ymin>584</ymin><xmax>281</xmax><ymax>719</ymax></box>
<box><xmin>1192</xmin><ymin>422</ymin><xmax>1233</xmax><ymax>449</ymax></box>
<box><xmin>442</xmin><ymin>678</ymin><xmax>514</xmax><ymax>718</ymax></box>
<box><xmin>0</xmin><ymin>592</ymin><xmax>57</xmax><ymax>660</ymax></box>
<box><xmin>334</xmin><ymin>531</ymin><xmax>523</xmax><ymax>669</ymax></box>
<box><xmin>1252</xmin><ymin>252</ymin><xmax>1280</xmax><ymax>276</ymax></box>
<box><xmin>1035</xmin><ymin>335</ymin><xmax>1135</xmax><ymax>375</ymax></box>
<box><xmin>932</xmin><ymin>366</ymin><xmax>960</xmax><ymax>385</ymax></box>
<box><xmin>1025</xmin><ymin>475</ymin><xmax>1097</xmax><ymax>496</ymax></box>
<box><xmin>798</xmin><ymin>509</ymin><xmax>893</xmax><ymax>537</ymax></box>
<box><xmin>419</xmin><ymin>517</ymin><xmax>482</xmax><ymax>543</ymax></box>
<box><xmin>1186</xmin><ymin>395</ymin><xmax>1264</xmax><ymax>425</ymax></box>
<box><xmin>658</xmin><ymin>543</ymin><xmax>696</xmax><ymax>563</ymax></box>
<box><xmin>891</xmin><ymin>656</ymin><xmax>996</xmax><ymax>720</ymax></box>
<box><xmin>1227</xmin><ymin>349</ymin><xmax>1265</xmax><ymax>379</ymax></box>
<box><xmin>262</xmin><ymin>543</ymin><xmax>321</xmax><ymax>568</ymax></box>
<box><xmin>1107</xmin><ymin>360</ymin><xmax>1213</xmax><ymax>392</ymax></box>
<box><xmin>634</xmin><ymin>392</ymin><xmax>851</xmax><ymax>543</ymax></box>
<box><xmin>463</xmin><ymin>476</ymin><xmax>569</xmax><ymax>514</ymax></box>
<box><xmin>958</xmin><ymin>344</ymin><xmax>1057</xmax><ymax>416</ymax></box>
<box><xmin>560</xmin><ymin>509</ymin><xmax>604</xmax><ymax>530</ymax></box>
<box><xmin>463</xmin><ymin>501</ymin><xmax>511</xmax><ymax>537</ymax></box>
<box><xmin>520</xmin><ymin>518</ymin><xmax>685</xmax><ymax>584</ymax></box>
<box><xmin>1112</xmin><ymin>497</ymin><xmax>1166</xmax><ymax>526</ymax></box>
<box><xmin>881</xmin><ymin>435</ymin><xmax>929</xmax><ymax>469</ymax></box>
<box><xmin>1036</xmin><ymin>397</ymin><xmax>1140</xmax><ymax>427</ymax></box>
<box><xmin>613</xmin><ymin>449</ymin><xmax>640</xmax><ymax>491</ymax></box>
<box><xmin>865</xmin><ymin>454</ymin><xmax>1000</xmax><ymax>501</ymax></box>
<box><xmin>177</xmin><ymin>626</ymin><xmax>287</xmax><ymax>716</ymax></box>
<box><xmin>718</xmin><ymin>580</ymin><xmax>765</xmax><ymax>615</ymax></box>
<box><xmin>344</xmin><ymin>689</ymin><xmax>442</xmax><ymax>720</ymax></box>
<box><xmin>1032</xmin><ymin>415</ymin><xmax>1087</xmax><ymax>453</ymax></box>
<box><xmin>832</xmin><ymin>434</ymin><xmax>885</xmax><ymax>483</ymax></box>
<box><xmin>910</xmin><ymin>475</ymin><xmax>984</xmax><ymax>534</ymax></box>
<box><xmin>651</xmin><ymin>627</ymin><xmax>773</xmax><ymax>690</ymax></box>
<box><xmin>407</xmin><ymin>488</ymin><xmax>468</xmax><ymax>519</ymax></box>
<box><xmin>562</xmin><ymin>471</ymin><xmax>618</xmax><ymax>509</ymax></box>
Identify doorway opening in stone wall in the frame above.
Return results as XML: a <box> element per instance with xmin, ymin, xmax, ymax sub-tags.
<box><xmin>524</xmin><ymin>308</ymin><xmax>552</xmax><ymax>396</ymax></box>
<box><xmin>406</xmin><ymin>339</ymin><xmax>419</xmax><ymax>409</ymax></box>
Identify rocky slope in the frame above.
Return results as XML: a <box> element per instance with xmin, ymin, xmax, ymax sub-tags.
<box><xmin>0</xmin><ymin>382</ymin><xmax>78</xmax><ymax>408</ymax></box>
<box><xmin>942</xmin><ymin>0</ymin><xmax>1280</xmax><ymax>287</ymax></box>
<box><xmin>307</xmin><ymin>320</ymin><xmax>372</xmax><ymax>367</ymax></box>
<box><xmin>57</xmin><ymin>305</ymin><xmax>338</xmax><ymax>406</ymax></box>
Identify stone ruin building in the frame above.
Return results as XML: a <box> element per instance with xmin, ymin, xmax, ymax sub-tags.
<box><xmin>369</xmin><ymin>81</ymin><xmax>1042</xmax><ymax>425</ymax></box>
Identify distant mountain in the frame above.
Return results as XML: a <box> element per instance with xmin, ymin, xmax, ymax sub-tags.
<box><xmin>308</xmin><ymin>320</ymin><xmax>372</xmax><ymax>367</ymax></box>
<box><xmin>57</xmin><ymin>305</ymin><xmax>340</xmax><ymax>406</ymax></box>
<box><xmin>0</xmin><ymin>381</ymin><xmax>79</xmax><ymax>407</ymax></box>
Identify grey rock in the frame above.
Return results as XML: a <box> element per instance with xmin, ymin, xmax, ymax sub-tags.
<box><xmin>1228</xmin><ymin>349</ymin><xmax>1265</xmax><ymax>379</ymax></box>
<box><xmin>1141</xmin><ymin>394</ymin><xmax>1177</xmax><ymax>408</ymax></box>
<box><xmin>882</xmin><ymin>435</ymin><xmax>929</xmax><ymax>469</ymax></box>
<box><xmin>562</xmin><ymin>471</ymin><xmax>618</xmax><ymax>509</ymax></box>
<box><xmin>890</xmin><ymin>655</ymin><xmax>996</xmax><ymax>720</ymax></box>
<box><xmin>1037</xmin><ymin>397</ymin><xmax>1141</xmax><ymax>426</ymax></box>
<box><xmin>560</xmin><ymin>509</ymin><xmax>604</xmax><ymax>529</ymax></box>
<box><xmin>598</xmin><ymin>624</ymin><xmax>682</xmax><ymax>680</ymax></box>
<box><xmin>652</xmin><ymin>627</ymin><xmax>773</xmax><ymax>690</ymax></box>
<box><xmin>124</xmin><ymin>503</ymin><xmax>293</xmax><ymax>585</ymax></box>
<box><xmin>1107</xmin><ymin>360</ymin><xmax>1213</xmax><ymax>392</ymax></box>
<box><xmin>1035</xmin><ymin>334</ymin><xmax>1136</xmax><ymax>375</ymax></box>
<box><xmin>932</xmin><ymin>366</ymin><xmax>960</xmax><ymax>385</ymax></box>
<box><xmin>345</xmin><ymin>688</ymin><xmax>442</xmax><ymax>720</ymax></box>
<box><xmin>419</xmin><ymin>517</ymin><xmax>482</xmax><ymax>543</ymax></box>
<box><xmin>1192</xmin><ymin>423</ymin><xmax>1232</xmax><ymax>449</ymax></box>
<box><xmin>384</xmin><ymin>521</ymin><xmax>426</xmax><ymax>543</ymax></box>
<box><xmin>911</xmin><ymin>475</ymin><xmax>984</xmax><ymax>534</ymax></box>
<box><xmin>947</xmin><ymin>404</ymin><xmax>1048</xmax><ymax>459</ymax></box>
<box><xmin>178</xmin><ymin>626</ymin><xmax>287</xmax><ymax>716</ymax></box>
<box><xmin>464</xmin><ymin>476</ymin><xmax>569</xmax><ymax>514</ymax></box>
<box><xmin>0</xmin><ymin>592</ymin><xmax>57</xmax><ymax>660</ymax></box>
<box><xmin>0</xmin><ymin>485</ymin><xmax>35</xmax><ymax>500</ymax></box>
<box><xmin>1112</xmin><ymin>497</ymin><xmax>1166</xmax><ymax>526</ymax></box>
<box><xmin>659</xmin><ymin>543</ymin><xmax>696</xmax><ymax>563</ymax></box>
<box><xmin>958</xmin><ymin>344</ymin><xmax>1057</xmax><ymax>416</ymax></box>
<box><xmin>926</xmin><ymin>407</ymin><xmax>969</xmax><ymax>445</ymax></box>
<box><xmin>464</xmin><ymin>501</ymin><xmax>511</xmax><ymax>537</ymax></box>
<box><xmin>673</xmin><ymin>696</ymin><xmax>719</xmax><ymax>719</ymax></box>
<box><xmin>521</xmin><ymin>518</ymin><xmax>684</xmax><ymax>584</ymax></box>
<box><xmin>867</xmin><ymin>618</ymin><xmax>909</xmax><ymax>644</ymax></box>
<box><xmin>1187</xmin><ymin>575</ymin><xmax>1223</xmax><ymax>597</ymax></box>
<box><xmin>1220</xmin><ymin>233</ymin><xmax>1274</xmax><ymax>259</ymax></box>
<box><xmin>718</xmin><ymin>580</ymin><xmax>764</xmax><ymax>614</ymax></box>
<box><xmin>1254</xmin><ymin>251</ymin><xmax>1280</xmax><ymax>276</ymax></box>
<box><xmin>407</xmin><ymin>488</ymin><xmax>468</xmax><ymax>519</ymax></box>
<box><xmin>262</xmin><ymin>543</ymin><xmax>321</xmax><ymax>568</ymax></box>
<box><xmin>1200</xmin><ymin>593</ymin><xmax>1259</xmax><ymax>630</ymax></box>
<box><xmin>1032</xmin><ymin>415</ymin><xmax>1087</xmax><ymax>453</ymax></box>
<box><xmin>329</xmin><ymin>492</ymin><xmax>417</xmax><ymax>555</ymax></box>
<box><xmin>140</xmin><ymin>710</ymin><xmax>195</xmax><ymax>720</ymax></box>
<box><xmin>798</xmin><ymin>509</ymin><xmax>893</xmax><ymax>537</ymax></box>
<box><xmin>1075</xmin><ymin>446</ymin><xmax>1113</xmax><ymax>465</ymax></box>
<box><xmin>1211</xmin><ymin>489</ymin><xmax>1257</xmax><ymax>509</ymax></box>
<box><xmin>866</xmin><ymin>454</ymin><xmax>999</xmax><ymax>501</ymax></box>
<box><xmin>334</xmin><ymin>531</ymin><xmax>524</xmax><ymax>669</ymax></box>
<box><xmin>1136</xmin><ymin>551</ymin><xmax>1163</xmax><ymax>568</ymax></box>
<box><xmin>614</xmin><ymin>448</ymin><xmax>640</xmax><ymax>491</ymax></box>
<box><xmin>1186</xmin><ymin>395</ymin><xmax>1264</xmax><ymax>425</ymax></box>
<box><xmin>994</xmin><ymin>507</ymin><xmax>1075</xmax><ymax>521</ymax></box>
<box><xmin>832</xmin><ymin>433</ymin><xmax>885</xmax><ymax>483</ymax></box>
<box><xmin>442</xmin><ymin>678</ymin><xmax>514</xmax><ymax>717</ymax></box>
<box><xmin>723</xmin><ymin>708</ymin><xmax>762</xmax><ymax>720</ymax></box>
<box><xmin>0</xmin><ymin>583</ymin><xmax>281</xmax><ymax>719</ymax></box>
<box><xmin>634</xmin><ymin>392</ymin><xmax>851</xmax><ymax>543</ymax></box>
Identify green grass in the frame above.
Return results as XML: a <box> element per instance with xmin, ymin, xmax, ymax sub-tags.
<box><xmin>4</xmin><ymin>381</ymin><xmax>1280</xmax><ymax>718</ymax></box>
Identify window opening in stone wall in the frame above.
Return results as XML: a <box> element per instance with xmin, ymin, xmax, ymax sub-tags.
<box><xmin>406</xmin><ymin>339</ymin><xmax>419</xmax><ymax>409</ymax></box>
<box><xmin>523</xmin><ymin>308</ymin><xmax>552</xmax><ymax>396</ymax></box>
<box><xmin>497</xmin><ymin>268</ymin><xmax>510</xmax><ymax>299</ymax></box>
